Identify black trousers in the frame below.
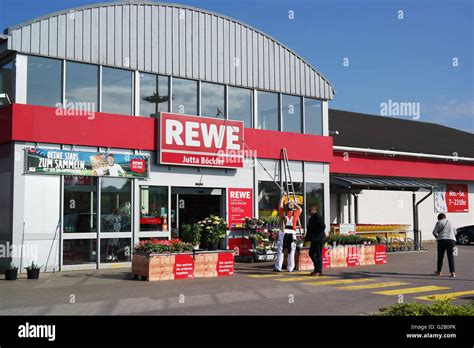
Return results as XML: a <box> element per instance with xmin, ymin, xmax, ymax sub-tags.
<box><xmin>437</xmin><ymin>239</ymin><xmax>456</xmax><ymax>273</ymax></box>
<box><xmin>309</xmin><ymin>239</ymin><xmax>325</xmax><ymax>273</ymax></box>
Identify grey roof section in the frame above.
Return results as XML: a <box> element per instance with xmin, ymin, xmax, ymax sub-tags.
<box><xmin>4</xmin><ymin>1</ymin><xmax>334</xmax><ymax>100</ymax></box>
<box><xmin>329</xmin><ymin>109</ymin><xmax>474</xmax><ymax>158</ymax></box>
<box><xmin>331</xmin><ymin>175</ymin><xmax>435</xmax><ymax>191</ymax></box>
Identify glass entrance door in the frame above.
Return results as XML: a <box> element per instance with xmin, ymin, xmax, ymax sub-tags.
<box><xmin>171</xmin><ymin>187</ymin><xmax>224</xmax><ymax>239</ymax></box>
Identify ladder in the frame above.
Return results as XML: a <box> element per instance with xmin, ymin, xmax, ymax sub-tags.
<box><xmin>280</xmin><ymin>148</ymin><xmax>304</xmax><ymax>238</ymax></box>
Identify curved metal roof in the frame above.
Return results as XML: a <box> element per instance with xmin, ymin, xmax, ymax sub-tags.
<box><xmin>5</xmin><ymin>1</ymin><xmax>334</xmax><ymax>100</ymax></box>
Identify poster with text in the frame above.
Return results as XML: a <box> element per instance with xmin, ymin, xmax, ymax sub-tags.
<box><xmin>434</xmin><ymin>183</ymin><xmax>469</xmax><ymax>213</ymax></box>
<box><xmin>25</xmin><ymin>148</ymin><xmax>149</xmax><ymax>178</ymax></box>
<box><xmin>227</xmin><ymin>188</ymin><xmax>253</xmax><ymax>229</ymax></box>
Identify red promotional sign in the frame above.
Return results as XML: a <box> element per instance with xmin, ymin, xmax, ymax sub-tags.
<box><xmin>227</xmin><ymin>237</ymin><xmax>253</xmax><ymax>256</ymax></box>
<box><xmin>446</xmin><ymin>184</ymin><xmax>469</xmax><ymax>212</ymax></box>
<box><xmin>374</xmin><ymin>245</ymin><xmax>387</xmax><ymax>264</ymax></box>
<box><xmin>227</xmin><ymin>188</ymin><xmax>253</xmax><ymax>228</ymax></box>
<box><xmin>322</xmin><ymin>247</ymin><xmax>331</xmax><ymax>269</ymax></box>
<box><xmin>173</xmin><ymin>254</ymin><xmax>194</xmax><ymax>279</ymax></box>
<box><xmin>216</xmin><ymin>252</ymin><xmax>234</xmax><ymax>276</ymax></box>
<box><xmin>159</xmin><ymin>112</ymin><xmax>245</xmax><ymax>169</ymax></box>
<box><xmin>130</xmin><ymin>159</ymin><xmax>146</xmax><ymax>174</ymax></box>
<box><xmin>345</xmin><ymin>245</ymin><xmax>360</xmax><ymax>267</ymax></box>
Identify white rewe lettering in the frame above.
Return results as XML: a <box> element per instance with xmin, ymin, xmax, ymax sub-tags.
<box><xmin>226</xmin><ymin>126</ymin><xmax>240</xmax><ymax>150</ymax></box>
<box><xmin>185</xmin><ymin>122</ymin><xmax>200</xmax><ymax>147</ymax></box>
<box><xmin>231</xmin><ymin>191</ymin><xmax>250</xmax><ymax>199</ymax></box>
<box><xmin>201</xmin><ymin>123</ymin><xmax>225</xmax><ymax>148</ymax></box>
<box><xmin>164</xmin><ymin>116</ymin><xmax>243</xmax><ymax>150</ymax></box>
<box><xmin>165</xmin><ymin>119</ymin><xmax>184</xmax><ymax>146</ymax></box>
<box><xmin>18</xmin><ymin>322</ymin><xmax>56</xmax><ymax>342</ymax></box>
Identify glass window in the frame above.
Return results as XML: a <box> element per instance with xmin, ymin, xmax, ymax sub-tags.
<box><xmin>63</xmin><ymin>176</ymin><xmax>97</xmax><ymax>233</ymax></box>
<box><xmin>172</xmin><ymin>77</ymin><xmax>197</xmax><ymax>115</ymax></box>
<box><xmin>140</xmin><ymin>73</ymin><xmax>169</xmax><ymax>117</ymax></box>
<box><xmin>27</xmin><ymin>56</ymin><xmax>62</xmax><ymax>107</ymax></box>
<box><xmin>257</xmin><ymin>91</ymin><xmax>279</xmax><ymax>131</ymax></box>
<box><xmin>258</xmin><ymin>181</ymin><xmax>303</xmax><ymax>221</ymax></box>
<box><xmin>228</xmin><ymin>86</ymin><xmax>252</xmax><ymax>127</ymax></box>
<box><xmin>304</xmin><ymin>98</ymin><xmax>323</xmax><ymax>135</ymax></box>
<box><xmin>65</xmin><ymin>61</ymin><xmax>98</xmax><ymax>111</ymax></box>
<box><xmin>63</xmin><ymin>239</ymin><xmax>97</xmax><ymax>265</ymax></box>
<box><xmin>140</xmin><ymin>186</ymin><xmax>169</xmax><ymax>232</ymax></box>
<box><xmin>282</xmin><ymin>94</ymin><xmax>302</xmax><ymax>133</ymax></box>
<box><xmin>201</xmin><ymin>82</ymin><xmax>225</xmax><ymax>117</ymax></box>
<box><xmin>100</xmin><ymin>238</ymin><xmax>131</xmax><ymax>263</ymax></box>
<box><xmin>258</xmin><ymin>181</ymin><xmax>281</xmax><ymax>220</ymax></box>
<box><xmin>102</xmin><ymin>67</ymin><xmax>133</xmax><ymax>115</ymax></box>
<box><xmin>0</xmin><ymin>60</ymin><xmax>13</xmax><ymax>104</ymax></box>
<box><xmin>306</xmin><ymin>182</ymin><xmax>325</xmax><ymax>222</ymax></box>
<box><xmin>100</xmin><ymin>178</ymin><xmax>131</xmax><ymax>232</ymax></box>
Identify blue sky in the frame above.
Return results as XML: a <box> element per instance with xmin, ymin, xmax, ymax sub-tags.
<box><xmin>1</xmin><ymin>0</ymin><xmax>472</xmax><ymax>133</ymax></box>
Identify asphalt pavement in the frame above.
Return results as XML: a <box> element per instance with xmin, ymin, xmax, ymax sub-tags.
<box><xmin>0</xmin><ymin>243</ymin><xmax>473</xmax><ymax>315</ymax></box>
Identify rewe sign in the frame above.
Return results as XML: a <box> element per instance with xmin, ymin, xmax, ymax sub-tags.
<box><xmin>159</xmin><ymin>113</ymin><xmax>245</xmax><ymax>168</ymax></box>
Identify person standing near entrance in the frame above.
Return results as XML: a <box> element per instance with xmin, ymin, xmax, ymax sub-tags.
<box><xmin>274</xmin><ymin>192</ymin><xmax>302</xmax><ymax>272</ymax></box>
<box><xmin>432</xmin><ymin>213</ymin><xmax>457</xmax><ymax>277</ymax></box>
<box><xmin>305</xmin><ymin>206</ymin><xmax>326</xmax><ymax>276</ymax></box>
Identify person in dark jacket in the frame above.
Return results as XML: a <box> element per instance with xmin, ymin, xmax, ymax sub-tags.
<box><xmin>305</xmin><ymin>206</ymin><xmax>326</xmax><ymax>276</ymax></box>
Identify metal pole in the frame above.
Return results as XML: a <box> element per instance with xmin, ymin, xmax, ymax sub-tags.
<box><xmin>412</xmin><ymin>192</ymin><xmax>417</xmax><ymax>250</ymax></box>
<box><xmin>415</xmin><ymin>189</ymin><xmax>433</xmax><ymax>251</ymax></box>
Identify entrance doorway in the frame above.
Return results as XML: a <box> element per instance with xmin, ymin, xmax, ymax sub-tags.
<box><xmin>171</xmin><ymin>187</ymin><xmax>225</xmax><ymax>238</ymax></box>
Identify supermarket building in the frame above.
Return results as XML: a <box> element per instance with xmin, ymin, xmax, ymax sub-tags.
<box><xmin>0</xmin><ymin>2</ymin><xmax>472</xmax><ymax>271</ymax></box>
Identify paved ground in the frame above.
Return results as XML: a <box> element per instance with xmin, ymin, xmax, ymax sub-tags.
<box><xmin>0</xmin><ymin>244</ymin><xmax>473</xmax><ymax>315</ymax></box>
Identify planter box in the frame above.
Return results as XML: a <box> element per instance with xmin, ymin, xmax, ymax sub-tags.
<box><xmin>284</xmin><ymin>244</ymin><xmax>386</xmax><ymax>270</ymax></box>
<box><xmin>4</xmin><ymin>269</ymin><xmax>18</xmax><ymax>280</ymax></box>
<box><xmin>194</xmin><ymin>250</ymin><xmax>234</xmax><ymax>278</ymax></box>
<box><xmin>295</xmin><ymin>248</ymin><xmax>313</xmax><ymax>271</ymax></box>
<box><xmin>132</xmin><ymin>250</ymin><xmax>234</xmax><ymax>281</ymax></box>
<box><xmin>132</xmin><ymin>252</ymin><xmax>194</xmax><ymax>281</ymax></box>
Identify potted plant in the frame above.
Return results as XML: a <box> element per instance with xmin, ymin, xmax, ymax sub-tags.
<box><xmin>181</xmin><ymin>224</ymin><xmax>202</xmax><ymax>249</ymax></box>
<box><xmin>132</xmin><ymin>238</ymin><xmax>194</xmax><ymax>281</ymax></box>
<box><xmin>24</xmin><ymin>262</ymin><xmax>42</xmax><ymax>280</ymax></box>
<box><xmin>4</xmin><ymin>263</ymin><xmax>18</xmax><ymax>281</ymax></box>
<box><xmin>197</xmin><ymin>215</ymin><xmax>228</xmax><ymax>250</ymax></box>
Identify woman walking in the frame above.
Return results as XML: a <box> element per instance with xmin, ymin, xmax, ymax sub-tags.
<box><xmin>432</xmin><ymin>213</ymin><xmax>457</xmax><ymax>277</ymax></box>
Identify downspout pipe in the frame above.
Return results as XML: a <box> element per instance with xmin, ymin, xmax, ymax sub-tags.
<box><xmin>413</xmin><ymin>189</ymin><xmax>433</xmax><ymax>250</ymax></box>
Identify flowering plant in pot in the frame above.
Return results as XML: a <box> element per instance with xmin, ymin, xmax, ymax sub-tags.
<box><xmin>197</xmin><ymin>215</ymin><xmax>228</xmax><ymax>250</ymax></box>
<box><xmin>5</xmin><ymin>262</ymin><xmax>18</xmax><ymax>281</ymax></box>
<box><xmin>24</xmin><ymin>261</ymin><xmax>42</xmax><ymax>280</ymax></box>
<box><xmin>134</xmin><ymin>238</ymin><xmax>194</xmax><ymax>254</ymax></box>
<box><xmin>181</xmin><ymin>224</ymin><xmax>202</xmax><ymax>249</ymax></box>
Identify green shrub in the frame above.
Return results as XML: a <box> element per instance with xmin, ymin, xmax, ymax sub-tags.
<box><xmin>376</xmin><ymin>300</ymin><xmax>474</xmax><ymax>316</ymax></box>
<box><xmin>326</xmin><ymin>235</ymin><xmax>376</xmax><ymax>246</ymax></box>
<box><xmin>181</xmin><ymin>224</ymin><xmax>202</xmax><ymax>246</ymax></box>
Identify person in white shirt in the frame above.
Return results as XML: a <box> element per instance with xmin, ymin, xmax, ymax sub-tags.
<box><xmin>106</xmin><ymin>154</ymin><xmax>125</xmax><ymax>177</ymax></box>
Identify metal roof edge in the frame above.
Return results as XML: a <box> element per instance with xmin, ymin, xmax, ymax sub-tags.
<box><xmin>5</xmin><ymin>1</ymin><xmax>334</xmax><ymax>94</ymax></box>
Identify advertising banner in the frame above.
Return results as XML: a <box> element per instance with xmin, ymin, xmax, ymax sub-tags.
<box><xmin>173</xmin><ymin>254</ymin><xmax>194</xmax><ymax>280</ymax></box>
<box><xmin>345</xmin><ymin>245</ymin><xmax>360</xmax><ymax>267</ymax></box>
<box><xmin>374</xmin><ymin>245</ymin><xmax>387</xmax><ymax>264</ymax></box>
<box><xmin>322</xmin><ymin>248</ymin><xmax>331</xmax><ymax>269</ymax></box>
<box><xmin>25</xmin><ymin>148</ymin><xmax>149</xmax><ymax>178</ymax></box>
<box><xmin>434</xmin><ymin>183</ymin><xmax>469</xmax><ymax>213</ymax></box>
<box><xmin>216</xmin><ymin>252</ymin><xmax>234</xmax><ymax>276</ymax></box>
<box><xmin>227</xmin><ymin>188</ymin><xmax>253</xmax><ymax>229</ymax></box>
<box><xmin>159</xmin><ymin>112</ymin><xmax>245</xmax><ymax>169</ymax></box>
<box><xmin>227</xmin><ymin>237</ymin><xmax>253</xmax><ymax>257</ymax></box>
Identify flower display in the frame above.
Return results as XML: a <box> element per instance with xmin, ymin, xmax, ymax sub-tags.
<box><xmin>134</xmin><ymin>238</ymin><xmax>194</xmax><ymax>254</ymax></box>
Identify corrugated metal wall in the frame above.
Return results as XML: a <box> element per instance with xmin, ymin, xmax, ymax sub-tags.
<box><xmin>7</xmin><ymin>2</ymin><xmax>333</xmax><ymax>100</ymax></box>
